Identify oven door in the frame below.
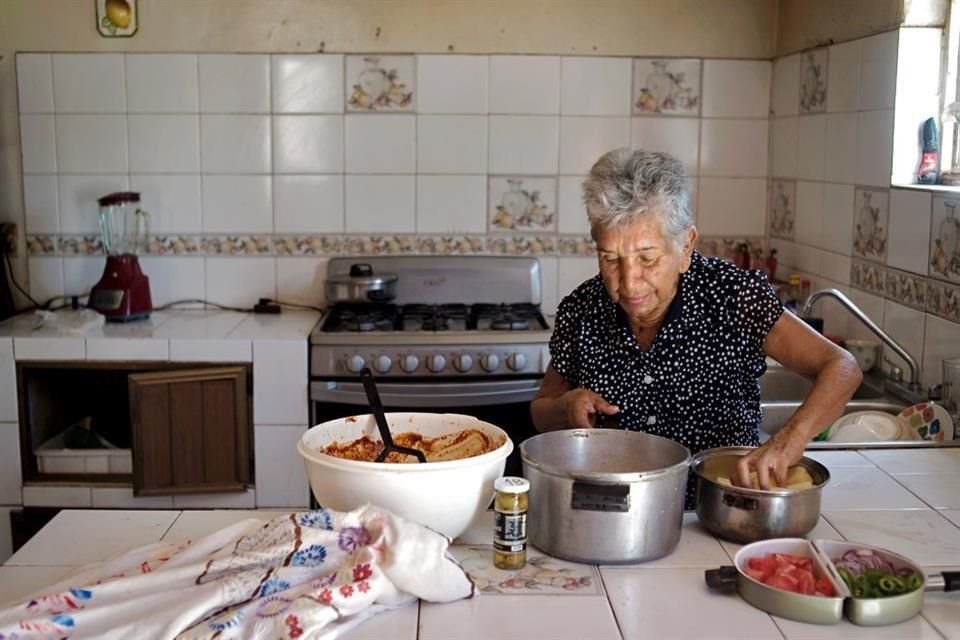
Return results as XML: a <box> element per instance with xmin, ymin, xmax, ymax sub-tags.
<box><xmin>309</xmin><ymin>377</ymin><xmax>541</xmax><ymax>477</ymax></box>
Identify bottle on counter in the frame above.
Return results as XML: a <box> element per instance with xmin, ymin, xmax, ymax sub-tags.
<box><xmin>917</xmin><ymin>117</ymin><xmax>940</xmax><ymax>185</ymax></box>
<box><xmin>493</xmin><ymin>476</ymin><xmax>529</xmax><ymax>570</ymax></box>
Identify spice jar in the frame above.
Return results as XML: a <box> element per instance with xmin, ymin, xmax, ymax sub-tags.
<box><xmin>493</xmin><ymin>476</ymin><xmax>529</xmax><ymax>570</ymax></box>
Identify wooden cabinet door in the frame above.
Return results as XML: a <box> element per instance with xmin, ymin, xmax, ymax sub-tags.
<box><xmin>129</xmin><ymin>367</ymin><xmax>251</xmax><ymax>496</ymax></box>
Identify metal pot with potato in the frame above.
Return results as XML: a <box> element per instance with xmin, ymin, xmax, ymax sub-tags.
<box><xmin>692</xmin><ymin>446</ymin><xmax>829</xmax><ymax>543</ymax></box>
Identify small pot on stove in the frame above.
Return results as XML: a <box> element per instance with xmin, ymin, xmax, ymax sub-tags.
<box><xmin>325</xmin><ymin>263</ymin><xmax>399</xmax><ymax>303</ymax></box>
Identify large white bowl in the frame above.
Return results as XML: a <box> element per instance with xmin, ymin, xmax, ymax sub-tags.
<box><xmin>298</xmin><ymin>412</ymin><xmax>513</xmax><ymax>539</ymax></box>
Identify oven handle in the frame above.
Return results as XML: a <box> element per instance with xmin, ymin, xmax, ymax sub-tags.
<box><xmin>310</xmin><ymin>379</ymin><xmax>542</xmax><ymax>407</ymax></box>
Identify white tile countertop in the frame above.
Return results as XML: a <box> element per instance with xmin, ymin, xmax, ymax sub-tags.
<box><xmin>2</xmin><ymin>448</ymin><xmax>959</xmax><ymax>639</ymax></box>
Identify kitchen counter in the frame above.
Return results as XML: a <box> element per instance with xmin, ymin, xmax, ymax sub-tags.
<box><xmin>2</xmin><ymin>448</ymin><xmax>959</xmax><ymax>639</ymax></box>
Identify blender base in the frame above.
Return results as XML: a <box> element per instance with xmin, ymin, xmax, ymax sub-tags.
<box><xmin>89</xmin><ymin>255</ymin><xmax>153</xmax><ymax>322</ymax></box>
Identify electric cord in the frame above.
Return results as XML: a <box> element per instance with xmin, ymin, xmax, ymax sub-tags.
<box><xmin>156</xmin><ymin>299</ymin><xmax>251</xmax><ymax>313</ymax></box>
<box><xmin>3</xmin><ymin>249</ymin><xmax>42</xmax><ymax>309</ymax></box>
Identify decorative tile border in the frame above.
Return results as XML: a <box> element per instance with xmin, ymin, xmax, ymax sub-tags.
<box><xmin>851</xmin><ymin>259</ymin><xmax>886</xmax><ymax>295</ymax></box>
<box><xmin>26</xmin><ymin>234</ymin><xmax>57</xmax><ymax>256</ymax></box>
<box><xmin>58</xmin><ymin>235</ymin><xmax>103</xmax><ymax>255</ymax></box>
<box><xmin>698</xmin><ymin>236</ymin><xmax>765</xmax><ymax>267</ymax></box>
<box><xmin>148</xmin><ymin>235</ymin><xmax>201</xmax><ymax>255</ymax></box>
<box><xmin>927</xmin><ymin>279</ymin><xmax>960</xmax><ymax>322</ymax></box>
<box><xmin>415</xmin><ymin>236</ymin><xmax>485</xmax><ymax>255</ymax></box>
<box><xmin>884</xmin><ymin>268</ymin><xmax>926</xmax><ymax>311</ymax></box>
<box><xmin>201</xmin><ymin>235</ymin><xmax>272</xmax><ymax>255</ymax></box>
<box><xmin>448</xmin><ymin>545</ymin><xmax>601</xmax><ymax>596</ymax></box>
<box><xmin>273</xmin><ymin>235</ymin><xmax>343</xmax><ymax>256</ymax></box>
<box><xmin>342</xmin><ymin>235</ymin><xmax>417</xmax><ymax>255</ymax></box>
<box><xmin>556</xmin><ymin>236</ymin><xmax>595</xmax><ymax>256</ymax></box>
<box><xmin>486</xmin><ymin>236</ymin><xmax>556</xmax><ymax>256</ymax></box>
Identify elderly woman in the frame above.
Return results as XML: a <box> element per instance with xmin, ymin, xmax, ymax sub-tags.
<box><xmin>531</xmin><ymin>148</ymin><xmax>861</xmax><ymax>503</ymax></box>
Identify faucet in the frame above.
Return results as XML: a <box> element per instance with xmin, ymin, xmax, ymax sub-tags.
<box><xmin>800</xmin><ymin>288</ymin><xmax>924</xmax><ymax>401</ymax></box>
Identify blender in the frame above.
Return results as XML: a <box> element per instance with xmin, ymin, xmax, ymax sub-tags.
<box><xmin>89</xmin><ymin>191</ymin><xmax>152</xmax><ymax>321</ymax></box>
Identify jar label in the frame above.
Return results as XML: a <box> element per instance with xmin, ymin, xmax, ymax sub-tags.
<box><xmin>494</xmin><ymin>512</ymin><xmax>527</xmax><ymax>547</ymax></box>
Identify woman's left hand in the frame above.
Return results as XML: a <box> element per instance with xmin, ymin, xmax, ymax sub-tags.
<box><xmin>735</xmin><ymin>428</ymin><xmax>806</xmax><ymax>489</ymax></box>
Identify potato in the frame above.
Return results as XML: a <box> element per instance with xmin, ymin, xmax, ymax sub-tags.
<box><xmin>713</xmin><ymin>465</ymin><xmax>814</xmax><ymax>491</ymax></box>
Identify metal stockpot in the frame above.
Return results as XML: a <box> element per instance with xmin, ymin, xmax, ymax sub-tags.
<box><xmin>324</xmin><ymin>263</ymin><xmax>398</xmax><ymax>303</ymax></box>
<box><xmin>692</xmin><ymin>446</ymin><xmax>829</xmax><ymax>543</ymax></box>
<box><xmin>520</xmin><ymin>429</ymin><xmax>690</xmax><ymax>564</ymax></box>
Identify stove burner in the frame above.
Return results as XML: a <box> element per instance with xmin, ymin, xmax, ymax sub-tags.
<box><xmin>491</xmin><ymin>318</ymin><xmax>530</xmax><ymax>331</ymax></box>
<box><xmin>322</xmin><ymin>301</ymin><xmax>547</xmax><ymax>333</ymax></box>
<box><xmin>422</xmin><ymin>316</ymin><xmax>449</xmax><ymax>331</ymax></box>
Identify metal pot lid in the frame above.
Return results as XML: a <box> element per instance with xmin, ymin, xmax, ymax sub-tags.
<box><xmin>326</xmin><ymin>263</ymin><xmax>398</xmax><ymax>287</ymax></box>
<box><xmin>520</xmin><ymin>429</ymin><xmax>690</xmax><ymax>482</ymax></box>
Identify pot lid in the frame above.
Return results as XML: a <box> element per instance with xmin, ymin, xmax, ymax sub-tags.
<box><xmin>326</xmin><ymin>263</ymin><xmax>398</xmax><ymax>287</ymax></box>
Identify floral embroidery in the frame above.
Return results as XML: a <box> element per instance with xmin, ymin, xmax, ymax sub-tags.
<box><xmin>259</xmin><ymin>578</ymin><xmax>291</xmax><ymax>597</ymax></box>
<box><xmin>26</xmin><ymin>588</ymin><xmax>92</xmax><ymax>615</ymax></box>
<box><xmin>207</xmin><ymin>609</ymin><xmax>245</xmax><ymax>631</ymax></box>
<box><xmin>339</xmin><ymin>584</ymin><xmax>354</xmax><ymax>598</ymax></box>
<box><xmin>338</xmin><ymin>527</ymin><xmax>371</xmax><ymax>553</ymax></box>
<box><xmin>352</xmin><ymin>563</ymin><xmax>372</xmax><ymax>582</ymax></box>
<box><xmin>285</xmin><ymin>614</ymin><xmax>304</xmax><ymax>638</ymax></box>
<box><xmin>291</xmin><ymin>544</ymin><xmax>327</xmax><ymax>568</ymax></box>
<box><xmin>310</xmin><ymin>572</ymin><xmax>337</xmax><ymax>590</ymax></box>
<box><xmin>297</xmin><ymin>510</ymin><xmax>334</xmax><ymax>530</ymax></box>
<box><xmin>357</xmin><ymin>581</ymin><xmax>371</xmax><ymax>593</ymax></box>
<box><xmin>255</xmin><ymin>596</ymin><xmax>293</xmax><ymax>618</ymax></box>
<box><xmin>319</xmin><ymin>588</ymin><xmax>333</xmax><ymax>604</ymax></box>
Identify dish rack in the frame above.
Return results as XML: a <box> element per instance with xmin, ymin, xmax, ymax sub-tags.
<box><xmin>34</xmin><ymin>430</ymin><xmax>132</xmax><ymax>474</ymax></box>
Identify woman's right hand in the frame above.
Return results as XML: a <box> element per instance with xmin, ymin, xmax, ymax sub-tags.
<box><xmin>563</xmin><ymin>388</ymin><xmax>619</xmax><ymax>429</ymax></box>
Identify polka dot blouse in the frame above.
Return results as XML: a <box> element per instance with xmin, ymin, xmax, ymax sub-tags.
<box><xmin>550</xmin><ymin>252</ymin><xmax>783</xmax><ymax>505</ymax></box>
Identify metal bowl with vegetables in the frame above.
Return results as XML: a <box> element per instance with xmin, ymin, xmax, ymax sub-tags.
<box><xmin>706</xmin><ymin>538</ymin><xmax>960</xmax><ymax>626</ymax></box>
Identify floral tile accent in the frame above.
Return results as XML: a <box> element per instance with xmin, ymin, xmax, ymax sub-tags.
<box><xmin>632</xmin><ymin>58</ymin><xmax>701</xmax><ymax>116</ymax></box>
<box><xmin>929</xmin><ymin>197</ymin><xmax>960</xmax><ymax>283</ymax></box>
<box><xmin>201</xmin><ymin>235</ymin><xmax>272</xmax><ymax>255</ymax></box>
<box><xmin>769</xmin><ymin>180</ymin><xmax>796</xmax><ymax>240</ymax></box>
<box><xmin>415</xmin><ymin>236</ymin><xmax>486</xmax><ymax>255</ymax></box>
<box><xmin>448</xmin><ymin>545</ymin><xmax>601</xmax><ymax>596</ymax></box>
<box><xmin>556</xmin><ymin>236</ymin><xmax>595</xmax><ymax>256</ymax></box>
<box><xmin>486</xmin><ymin>236</ymin><xmax>556</xmax><ymax>256</ymax></box>
<box><xmin>26</xmin><ymin>234</ymin><xmax>57</xmax><ymax>255</ymax></box>
<box><xmin>926</xmin><ymin>279</ymin><xmax>960</xmax><ymax>322</ymax></box>
<box><xmin>697</xmin><ymin>237</ymin><xmax>765</xmax><ymax>268</ymax></box>
<box><xmin>58</xmin><ymin>235</ymin><xmax>103</xmax><ymax>255</ymax></box>
<box><xmin>346</xmin><ymin>55</ymin><xmax>414</xmax><ymax>111</ymax></box>
<box><xmin>799</xmin><ymin>48</ymin><xmax>827</xmax><ymax>113</ymax></box>
<box><xmin>342</xmin><ymin>235</ymin><xmax>416</xmax><ymax>255</ymax></box>
<box><xmin>853</xmin><ymin>187</ymin><xmax>889</xmax><ymax>263</ymax></box>
<box><xmin>489</xmin><ymin>177</ymin><xmax>557</xmax><ymax>233</ymax></box>
<box><xmin>147</xmin><ymin>235</ymin><xmax>200</xmax><ymax>255</ymax></box>
<box><xmin>273</xmin><ymin>235</ymin><xmax>342</xmax><ymax>256</ymax></box>
<box><xmin>851</xmin><ymin>259</ymin><xmax>886</xmax><ymax>295</ymax></box>
<box><xmin>884</xmin><ymin>268</ymin><xmax>926</xmax><ymax>311</ymax></box>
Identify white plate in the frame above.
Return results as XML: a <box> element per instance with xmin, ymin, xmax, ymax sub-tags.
<box><xmin>827</xmin><ymin>411</ymin><xmax>907</xmax><ymax>443</ymax></box>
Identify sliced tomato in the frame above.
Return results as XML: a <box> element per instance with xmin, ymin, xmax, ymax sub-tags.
<box><xmin>815</xmin><ymin>575</ymin><xmax>836</xmax><ymax>597</ymax></box>
<box><xmin>745</xmin><ymin>553</ymin><xmax>833</xmax><ymax>597</ymax></box>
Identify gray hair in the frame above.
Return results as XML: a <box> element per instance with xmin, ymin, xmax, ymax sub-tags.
<box><xmin>582</xmin><ymin>148</ymin><xmax>694</xmax><ymax>250</ymax></box>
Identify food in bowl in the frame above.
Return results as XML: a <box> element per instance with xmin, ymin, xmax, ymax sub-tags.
<box><xmin>744</xmin><ymin>552</ymin><xmax>837</xmax><ymax>597</ymax></box>
<box><xmin>319</xmin><ymin>428</ymin><xmax>504</xmax><ymax>463</ymax></box>
<box><xmin>709</xmin><ymin>465</ymin><xmax>815</xmax><ymax>491</ymax></box>
<box><xmin>298</xmin><ymin>412</ymin><xmax>513</xmax><ymax>539</ymax></box>
<box><xmin>832</xmin><ymin>548</ymin><xmax>923</xmax><ymax>598</ymax></box>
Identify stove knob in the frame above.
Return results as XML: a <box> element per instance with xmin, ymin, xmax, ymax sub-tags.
<box><xmin>399</xmin><ymin>354</ymin><xmax>420</xmax><ymax>373</ymax></box>
<box><xmin>454</xmin><ymin>353</ymin><xmax>474</xmax><ymax>372</ymax></box>
<box><xmin>480</xmin><ymin>353</ymin><xmax>500</xmax><ymax>372</ymax></box>
<box><xmin>506</xmin><ymin>352</ymin><xmax>527</xmax><ymax>371</ymax></box>
<box><xmin>374</xmin><ymin>355</ymin><xmax>392</xmax><ymax>374</ymax></box>
<box><xmin>427</xmin><ymin>354</ymin><xmax>446</xmax><ymax>373</ymax></box>
<box><xmin>346</xmin><ymin>354</ymin><xmax>366</xmax><ymax>374</ymax></box>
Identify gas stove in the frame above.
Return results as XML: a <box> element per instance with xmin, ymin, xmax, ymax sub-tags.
<box><xmin>310</xmin><ymin>256</ymin><xmax>552</xmax><ymax>379</ymax></box>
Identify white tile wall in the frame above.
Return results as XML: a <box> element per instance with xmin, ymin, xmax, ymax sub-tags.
<box><xmin>559</xmin><ymin>117</ymin><xmax>630</xmax><ymax>175</ymax></box>
<box><xmin>882</xmin><ymin>300</ymin><xmax>926</xmax><ymax>378</ymax></box>
<box><xmin>254</xmin><ymin>425</ymin><xmax>310</xmax><ymax>507</ymax></box>
<box><xmin>887</xmin><ymin>189</ymin><xmax>931</xmax><ymax>275</ymax></box>
<box><xmin>629</xmin><ymin>117</ymin><xmax>700</xmax><ymax>176</ymax></box>
<box><xmin>200</xmin><ymin>115</ymin><xmax>271</xmax><ymax>174</ymax></box>
<box><xmin>273</xmin><ymin>115</ymin><xmax>344</xmax><ymax>174</ymax></box>
<box><xmin>697</xmin><ymin>178</ymin><xmax>766</xmax><ymax>235</ymax></box>
<box><xmin>253</xmin><ymin>340</ymin><xmax>308</xmax><ymax>425</ymax></box>
<box><xmin>698</xmin><ymin>119</ymin><xmax>768</xmax><ymax>177</ymax></box>
<box><xmin>345</xmin><ymin>115</ymin><xmax>416</xmax><ymax>173</ymax></box>
<box><xmin>417</xmin><ymin>55</ymin><xmax>488</xmax><ymax>114</ymax></box>
<box><xmin>855</xmin><ymin>109</ymin><xmax>894</xmax><ymax>187</ymax></box>
<box><xmin>859</xmin><ymin>31</ymin><xmax>899</xmax><ymax>111</ymax></box>
<box><xmin>0</xmin><ymin>340</ymin><xmax>17</xmax><ymax>422</ymax></box>
<box><xmin>557</xmin><ymin>176</ymin><xmax>590</xmax><ymax>235</ymax></box>
<box><xmin>416</xmin><ymin>175</ymin><xmax>487</xmax><ymax>233</ymax></box>
<box><xmin>795</xmin><ymin>114</ymin><xmax>826</xmax><ymax>181</ymax></box>
<box><xmin>701</xmin><ymin>60</ymin><xmax>771</xmax><ymax>118</ymax></box>
<box><xmin>823</xmin><ymin>113</ymin><xmax>859</xmax><ymax>184</ymax></box>
<box><xmin>271</xmin><ymin>54</ymin><xmax>344</xmax><ymax>114</ymax></box>
<box><xmin>488</xmin><ymin>115</ymin><xmax>560</xmax><ymax>174</ymax></box>
<box><xmin>16</xmin><ymin>53</ymin><xmax>53</xmax><ymax>113</ymax></box>
<box><xmin>820</xmin><ymin>183</ymin><xmax>855</xmax><ymax>255</ymax></box>
<box><xmin>55</xmin><ymin>115</ymin><xmax>127</xmax><ymax>174</ymax></box>
<box><xmin>489</xmin><ymin>56</ymin><xmax>560</xmax><ymax>114</ymax></box>
<box><xmin>276</xmin><ymin>257</ymin><xmax>326</xmax><ymax>305</ymax></box>
<box><xmin>202</xmin><ymin>175</ymin><xmax>272</xmax><ymax>233</ymax></box>
<box><xmin>131</xmin><ymin>175</ymin><xmax>203</xmax><ymax>233</ymax></box>
<box><xmin>770</xmin><ymin>116</ymin><xmax>798</xmax><ymax>177</ymax></box>
<box><xmin>273</xmin><ymin>175</ymin><xmax>344</xmax><ymax>232</ymax></box>
<box><xmin>19</xmin><ymin>115</ymin><xmax>56</xmax><ymax>173</ymax></box>
<box><xmin>560</xmin><ymin>57</ymin><xmax>632</xmax><ymax>116</ymax></box>
<box><xmin>205</xmin><ymin>257</ymin><xmax>276</xmax><ymax>308</ymax></box>
<box><xmin>138</xmin><ymin>256</ymin><xmax>205</xmax><ymax>306</ymax></box>
<box><xmin>52</xmin><ymin>54</ymin><xmax>125</xmax><ymax>113</ymax></box>
<box><xmin>344</xmin><ymin>175</ymin><xmax>415</xmax><ymax>232</ymax></box>
<box><xmin>128</xmin><ymin>115</ymin><xmax>200</xmax><ymax>173</ymax></box>
<box><xmin>22</xmin><ymin>175</ymin><xmax>59</xmax><ymax>233</ymax></box>
<box><xmin>201</xmin><ymin>54</ymin><xmax>271</xmax><ymax>113</ymax></box>
<box><xmin>58</xmin><ymin>175</ymin><xmax>128</xmax><ymax>233</ymax></box>
<box><xmin>0</xmin><ymin>425</ymin><xmax>21</xmax><ymax>504</ymax></box>
<box><xmin>417</xmin><ymin>115</ymin><xmax>487</xmax><ymax>174</ymax></box>
<box><xmin>125</xmin><ymin>54</ymin><xmax>198</xmax><ymax>113</ymax></box>
<box><xmin>794</xmin><ymin>181</ymin><xmax>824</xmax><ymax>246</ymax></box>
<box><xmin>826</xmin><ymin>39</ymin><xmax>861</xmax><ymax>113</ymax></box>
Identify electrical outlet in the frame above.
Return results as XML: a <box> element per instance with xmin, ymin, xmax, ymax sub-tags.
<box><xmin>0</xmin><ymin>223</ymin><xmax>16</xmax><ymax>256</ymax></box>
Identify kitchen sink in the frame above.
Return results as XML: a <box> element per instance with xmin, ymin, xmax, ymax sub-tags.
<box><xmin>758</xmin><ymin>366</ymin><xmax>960</xmax><ymax>449</ymax></box>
